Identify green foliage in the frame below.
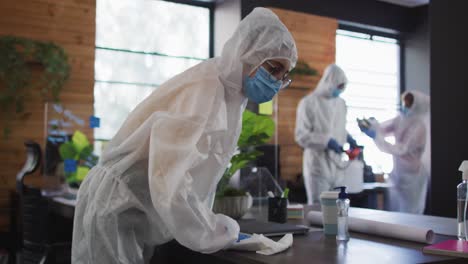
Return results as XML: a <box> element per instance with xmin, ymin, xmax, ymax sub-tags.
<box><xmin>288</xmin><ymin>60</ymin><xmax>318</xmax><ymax>78</ymax></box>
<box><xmin>72</xmin><ymin>130</ymin><xmax>90</xmax><ymax>153</ymax></box>
<box><xmin>237</xmin><ymin>110</ymin><xmax>275</xmax><ymax>148</ymax></box>
<box><xmin>0</xmin><ymin>35</ymin><xmax>70</xmax><ymax>138</ymax></box>
<box><xmin>217</xmin><ymin>110</ymin><xmax>275</xmax><ymax>196</ymax></box>
<box><xmin>59</xmin><ymin>142</ymin><xmax>77</xmax><ymax>160</ymax></box>
<box><xmin>59</xmin><ymin>130</ymin><xmax>98</xmax><ymax>184</ymax></box>
<box><xmin>218</xmin><ymin>187</ymin><xmax>247</xmax><ymax>197</ymax></box>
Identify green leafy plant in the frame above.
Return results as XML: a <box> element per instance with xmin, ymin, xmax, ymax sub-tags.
<box><xmin>216</xmin><ymin>110</ymin><xmax>275</xmax><ymax>197</ymax></box>
<box><xmin>59</xmin><ymin>130</ymin><xmax>98</xmax><ymax>184</ymax></box>
<box><xmin>288</xmin><ymin>60</ymin><xmax>318</xmax><ymax>78</ymax></box>
<box><xmin>0</xmin><ymin>35</ymin><xmax>70</xmax><ymax>138</ymax></box>
<box><xmin>221</xmin><ymin>187</ymin><xmax>248</xmax><ymax>197</ymax></box>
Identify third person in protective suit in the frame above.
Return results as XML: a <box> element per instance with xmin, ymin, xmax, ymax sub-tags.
<box><xmin>360</xmin><ymin>90</ymin><xmax>430</xmax><ymax>214</ymax></box>
<box><xmin>72</xmin><ymin>8</ymin><xmax>297</xmax><ymax>263</ymax></box>
<box><xmin>295</xmin><ymin>64</ymin><xmax>358</xmax><ymax>205</ymax></box>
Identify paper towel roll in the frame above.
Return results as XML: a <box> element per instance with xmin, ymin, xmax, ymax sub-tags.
<box><xmin>307</xmin><ymin>211</ymin><xmax>435</xmax><ymax>244</ymax></box>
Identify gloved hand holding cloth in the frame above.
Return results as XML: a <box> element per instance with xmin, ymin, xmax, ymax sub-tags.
<box><xmin>228</xmin><ymin>233</ymin><xmax>293</xmax><ymax>255</ymax></box>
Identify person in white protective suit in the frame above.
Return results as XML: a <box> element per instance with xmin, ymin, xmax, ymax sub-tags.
<box><xmin>71</xmin><ymin>7</ymin><xmax>297</xmax><ymax>263</ymax></box>
<box><xmin>360</xmin><ymin>90</ymin><xmax>430</xmax><ymax>214</ymax></box>
<box><xmin>295</xmin><ymin>64</ymin><xmax>358</xmax><ymax>205</ymax></box>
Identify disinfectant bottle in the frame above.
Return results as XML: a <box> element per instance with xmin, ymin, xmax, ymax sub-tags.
<box><xmin>335</xmin><ymin>186</ymin><xmax>350</xmax><ymax>241</ymax></box>
<box><xmin>457</xmin><ymin>160</ymin><xmax>468</xmax><ymax>240</ymax></box>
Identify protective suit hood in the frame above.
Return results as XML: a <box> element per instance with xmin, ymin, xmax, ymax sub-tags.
<box><xmin>217</xmin><ymin>7</ymin><xmax>298</xmax><ymax>94</ymax></box>
<box><xmin>313</xmin><ymin>64</ymin><xmax>348</xmax><ymax>97</ymax></box>
<box><xmin>402</xmin><ymin>90</ymin><xmax>430</xmax><ymax>117</ymax></box>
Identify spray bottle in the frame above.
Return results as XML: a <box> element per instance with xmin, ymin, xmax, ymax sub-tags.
<box><xmin>334</xmin><ymin>186</ymin><xmax>350</xmax><ymax>241</ymax></box>
<box><xmin>457</xmin><ymin>160</ymin><xmax>468</xmax><ymax>240</ymax></box>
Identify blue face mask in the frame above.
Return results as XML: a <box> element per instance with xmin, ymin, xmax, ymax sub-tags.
<box><xmin>401</xmin><ymin>105</ymin><xmax>410</xmax><ymax>115</ymax></box>
<box><xmin>331</xmin><ymin>88</ymin><xmax>343</xmax><ymax>98</ymax></box>
<box><xmin>244</xmin><ymin>66</ymin><xmax>282</xmax><ymax>104</ymax></box>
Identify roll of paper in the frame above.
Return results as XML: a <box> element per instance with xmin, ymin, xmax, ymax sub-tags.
<box><xmin>307</xmin><ymin>211</ymin><xmax>435</xmax><ymax>244</ymax></box>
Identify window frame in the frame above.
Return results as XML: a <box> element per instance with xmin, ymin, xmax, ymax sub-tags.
<box><xmin>338</xmin><ymin>23</ymin><xmax>404</xmax><ymax>96</ymax></box>
<box><xmin>93</xmin><ymin>0</ymin><xmax>214</xmax><ymax>141</ymax></box>
<box><xmin>164</xmin><ymin>0</ymin><xmax>215</xmax><ymax>58</ymax></box>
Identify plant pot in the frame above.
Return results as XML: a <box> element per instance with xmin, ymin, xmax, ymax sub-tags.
<box><xmin>213</xmin><ymin>194</ymin><xmax>253</xmax><ymax>220</ymax></box>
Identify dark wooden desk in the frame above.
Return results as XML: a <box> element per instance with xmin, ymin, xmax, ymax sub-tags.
<box><xmin>203</xmin><ymin>206</ymin><xmax>460</xmax><ymax>264</ymax></box>
<box><xmin>349</xmin><ymin>182</ymin><xmax>391</xmax><ymax>210</ymax></box>
<box><xmin>50</xmin><ymin>197</ymin><xmax>462</xmax><ymax>264</ymax></box>
<box><xmin>154</xmin><ymin>231</ymin><xmax>459</xmax><ymax>264</ymax></box>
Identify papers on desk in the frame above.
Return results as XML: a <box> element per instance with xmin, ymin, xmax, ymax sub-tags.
<box><xmin>53</xmin><ymin>196</ymin><xmax>78</xmax><ymax>207</ymax></box>
<box><xmin>307</xmin><ymin>211</ymin><xmax>435</xmax><ymax>244</ymax></box>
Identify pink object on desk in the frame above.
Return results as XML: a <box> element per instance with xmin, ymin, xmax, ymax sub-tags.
<box><xmin>423</xmin><ymin>240</ymin><xmax>468</xmax><ymax>258</ymax></box>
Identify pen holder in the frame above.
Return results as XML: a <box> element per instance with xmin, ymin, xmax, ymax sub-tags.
<box><xmin>268</xmin><ymin>197</ymin><xmax>288</xmax><ymax>224</ymax></box>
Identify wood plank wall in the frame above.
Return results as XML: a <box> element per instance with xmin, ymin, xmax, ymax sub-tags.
<box><xmin>0</xmin><ymin>0</ymin><xmax>96</xmax><ymax>190</ymax></box>
<box><xmin>269</xmin><ymin>8</ymin><xmax>337</xmax><ymax>181</ymax></box>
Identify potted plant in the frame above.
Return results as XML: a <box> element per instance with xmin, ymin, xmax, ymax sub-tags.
<box><xmin>213</xmin><ymin>110</ymin><xmax>275</xmax><ymax>219</ymax></box>
<box><xmin>57</xmin><ymin>130</ymin><xmax>98</xmax><ymax>189</ymax></box>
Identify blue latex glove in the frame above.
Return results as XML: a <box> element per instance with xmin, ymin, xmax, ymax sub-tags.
<box><xmin>358</xmin><ymin>123</ymin><xmax>367</xmax><ymax>133</ymax></box>
<box><xmin>237</xmin><ymin>233</ymin><xmax>251</xmax><ymax>242</ymax></box>
<box><xmin>361</xmin><ymin>128</ymin><xmax>376</xmax><ymax>139</ymax></box>
<box><xmin>327</xmin><ymin>138</ymin><xmax>343</xmax><ymax>153</ymax></box>
<box><xmin>347</xmin><ymin>134</ymin><xmax>358</xmax><ymax>149</ymax></box>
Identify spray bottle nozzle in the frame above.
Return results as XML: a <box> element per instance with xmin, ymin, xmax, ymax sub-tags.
<box><xmin>459</xmin><ymin>161</ymin><xmax>468</xmax><ymax>180</ymax></box>
<box><xmin>334</xmin><ymin>186</ymin><xmax>348</xmax><ymax>199</ymax></box>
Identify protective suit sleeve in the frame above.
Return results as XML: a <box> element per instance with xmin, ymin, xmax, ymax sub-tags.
<box><xmin>375</xmin><ymin>118</ymin><xmax>397</xmax><ymax>137</ymax></box>
<box><xmin>147</xmin><ymin>112</ymin><xmax>239</xmax><ymax>254</ymax></box>
<box><xmin>295</xmin><ymin>100</ymin><xmax>330</xmax><ymax>149</ymax></box>
<box><xmin>374</xmin><ymin>121</ymin><xmax>426</xmax><ymax>157</ymax></box>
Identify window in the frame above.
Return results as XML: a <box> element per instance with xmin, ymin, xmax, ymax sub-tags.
<box><xmin>94</xmin><ymin>0</ymin><xmax>210</xmax><ymax>141</ymax></box>
<box><xmin>336</xmin><ymin>29</ymin><xmax>400</xmax><ymax>173</ymax></box>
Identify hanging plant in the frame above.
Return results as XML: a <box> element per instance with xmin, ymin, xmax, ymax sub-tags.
<box><xmin>288</xmin><ymin>60</ymin><xmax>318</xmax><ymax>78</ymax></box>
<box><xmin>287</xmin><ymin>60</ymin><xmax>318</xmax><ymax>90</ymax></box>
<box><xmin>0</xmin><ymin>35</ymin><xmax>70</xmax><ymax>138</ymax></box>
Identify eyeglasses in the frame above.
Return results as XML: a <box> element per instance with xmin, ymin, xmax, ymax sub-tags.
<box><xmin>264</xmin><ymin>60</ymin><xmax>292</xmax><ymax>89</ymax></box>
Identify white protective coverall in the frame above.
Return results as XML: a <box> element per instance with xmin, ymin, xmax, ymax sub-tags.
<box><xmin>373</xmin><ymin>90</ymin><xmax>430</xmax><ymax>214</ymax></box>
<box><xmin>295</xmin><ymin>64</ymin><xmax>349</xmax><ymax>205</ymax></box>
<box><xmin>72</xmin><ymin>7</ymin><xmax>297</xmax><ymax>263</ymax></box>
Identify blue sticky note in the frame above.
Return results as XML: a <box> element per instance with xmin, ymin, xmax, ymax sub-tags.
<box><xmin>89</xmin><ymin>116</ymin><xmax>100</xmax><ymax>128</ymax></box>
<box><xmin>237</xmin><ymin>233</ymin><xmax>251</xmax><ymax>242</ymax></box>
<box><xmin>64</xmin><ymin>159</ymin><xmax>77</xmax><ymax>173</ymax></box>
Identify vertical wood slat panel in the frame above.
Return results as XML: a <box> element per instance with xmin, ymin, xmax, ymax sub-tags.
<box><xmin>269</xmin><ymin>8</ymin><xmax>337</xmax><ymax>181</ymax></box>
<box><xmin>0</xmin><ymin>0</ymin><xmax>96</xmax><ymax>194</ymax></box>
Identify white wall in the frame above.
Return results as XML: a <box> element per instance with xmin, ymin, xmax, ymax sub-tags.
<box><xmin>404</xmin><ymin>7</ymin><xmax>430</xmax><ymax>94</ymax></box>
<box><xmin>214</xmin><ymin>0</ymin><xmax>241</xmax><ymax>56</ymax></box>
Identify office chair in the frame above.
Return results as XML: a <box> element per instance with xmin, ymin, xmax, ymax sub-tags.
<box><xmin>0</xmin><ymin>188</ymin><xmax>18</xmax><ymax>264</ymax></box>
<box><xmin>16</xmin><ymin>141</ymin><xmax>71</xmax><ymax>264</ymax></box>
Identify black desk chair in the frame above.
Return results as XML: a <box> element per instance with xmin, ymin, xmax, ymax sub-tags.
<box><xmin>0</xmin><ymin>188</ymin><xmax>18</xmax><ymax>264</ymax></box>
<box><xmin>16</xmin><ymin>141</ymin><xmax>71</xmax><ymax>264</ymax></box>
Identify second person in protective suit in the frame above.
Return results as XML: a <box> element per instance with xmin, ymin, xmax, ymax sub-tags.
<box><xmin>295</xmin><ymin>64</ymin><xmax>358</xmax><ymax>205</ymax></box>
<box><xmin>71</xmin><ymin>8</ymin><xmax>297</xmax><ymax>264</ymax></box>
<box><xmin>360</xmin><ymin>90</ymin><xmax>430</xmax><ymax>214</ymax></box>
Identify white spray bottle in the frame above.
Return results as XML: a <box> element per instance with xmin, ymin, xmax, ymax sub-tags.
<box><xmin>457</xmin><ymin>160</ymin><xmax>468</xmax><ymax>240</ymax></box>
